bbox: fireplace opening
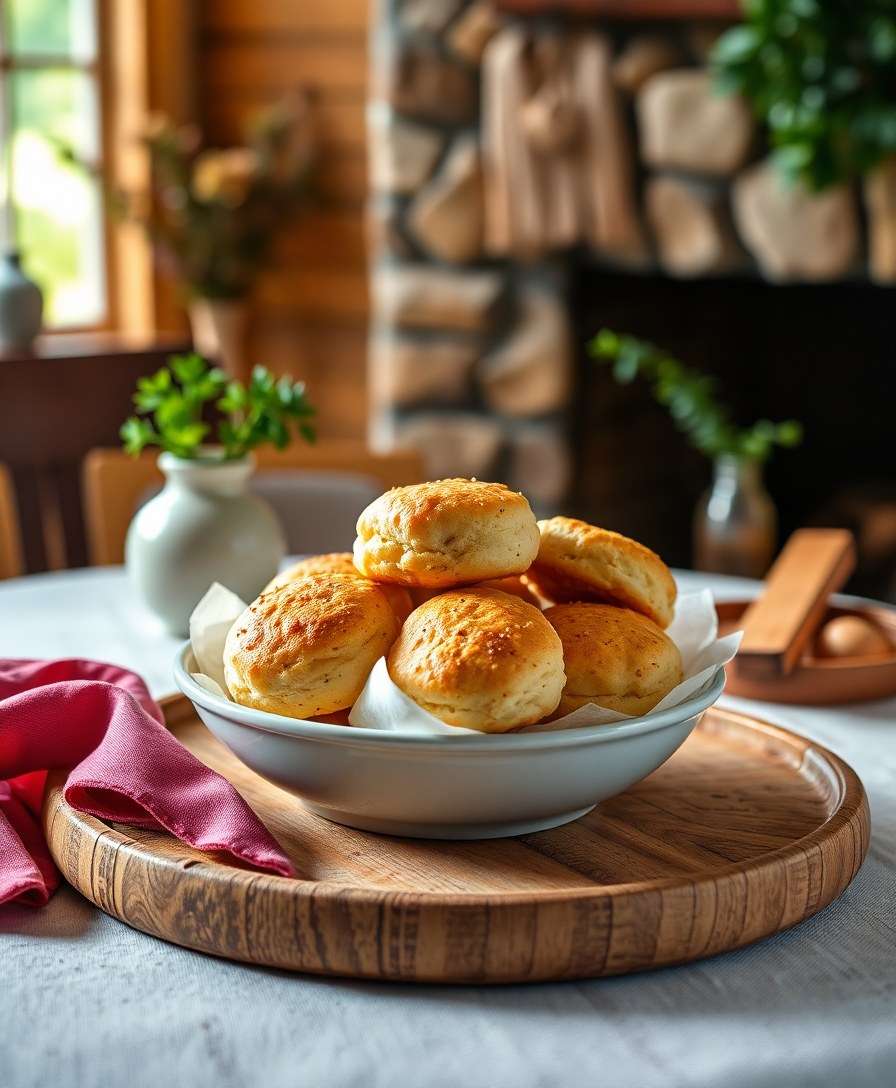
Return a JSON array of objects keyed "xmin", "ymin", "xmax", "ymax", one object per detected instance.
[{"xmin": 569, "ymin": 264, "xmax": 896, "ymax": 595}]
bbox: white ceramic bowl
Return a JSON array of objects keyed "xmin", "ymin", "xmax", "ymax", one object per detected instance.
[{"xmin": 174, "ymin": 645, "xmax": 725, "ymax": 840}]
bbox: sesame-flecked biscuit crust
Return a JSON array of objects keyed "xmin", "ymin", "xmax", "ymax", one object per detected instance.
[
  {"xmin": 265, "ymin": 553, "xmax": 412, "ymax": 624},
  {"xmin": 387, "ymin": 587, "xmax": 565, "ymax": 732},
  {"xmin": 545, "ymin": 603, "xmax": 683, "ymax": 718},
  {"xmin": 224, "ymin": 573, "xmax": 399, "ymax": 718},
  {"xmin": 353, "ymin": 478, "xmax": 540, "ymax": 589},
  {"xmin": 526, "ymin": 517, "xmax": 677, "ymax": 628}
]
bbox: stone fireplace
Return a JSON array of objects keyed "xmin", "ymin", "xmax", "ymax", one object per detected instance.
[{"xmin": 366, "ymin": 0, "xmax": 896, "ymax": 572}]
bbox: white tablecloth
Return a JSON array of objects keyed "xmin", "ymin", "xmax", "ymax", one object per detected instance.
[{"xmin": 1, "ymin": 568, "xmax": 894, "ymax": 1088}]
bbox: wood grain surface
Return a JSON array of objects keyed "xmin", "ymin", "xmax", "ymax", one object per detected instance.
[
  {"xmin": 42, "ymin": 695, "xmax": 870, "ymax": 984},
  {"xmin": 198, "ymin": 1, "xmax": 370, "ymax": 442},
  {"xmin": 736, "ymin": 529, "xmax": 856, "ymax": 679}
]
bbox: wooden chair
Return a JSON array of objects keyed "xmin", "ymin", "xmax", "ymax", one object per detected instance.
[
  {"xmin": 0, "ymin": 333, "xmax": 190, "ymax": 572},
  {"xmin": 0, "ymin": 463, "xmax": 25, "ymax": 579},
  {"xmin": 82, "ymin": 442, "xmax": 424, "ymax": 565}
]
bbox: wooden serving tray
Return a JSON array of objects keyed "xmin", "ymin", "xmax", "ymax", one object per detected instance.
[
  {"xmin": 719, "ymin": 600, "xmax": 896, "ymax": 704},
  {"xmin": 42, "ymin": 695, "xmax": 869, "ymax": 984}
]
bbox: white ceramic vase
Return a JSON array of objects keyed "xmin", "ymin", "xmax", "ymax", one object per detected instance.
[{"xmin": 126, "ymin": 452, "xmax": 285, "ymax": 636}]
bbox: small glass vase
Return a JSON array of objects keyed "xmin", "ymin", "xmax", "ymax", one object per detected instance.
[{"xmin": 693, "ymin": 454, "xmax": 777, "ymax": 579}]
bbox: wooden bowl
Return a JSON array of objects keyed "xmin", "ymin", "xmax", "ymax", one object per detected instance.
[{"xmin": 718, "ymin": 599, "xmax": 896, "ymax": 705}]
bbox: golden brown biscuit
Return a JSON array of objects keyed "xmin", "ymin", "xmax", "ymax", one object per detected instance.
[
  {"xmin": 224, "ymin": 573, "xmax": 398, "ymax": 718},
  {"xmin": 387, "ymin": 588, "xmax": 565, "ymax": 732},
  {"xmin": 408, "ymin": 575, "xmax": 540, "ymax": 610},
  {"xmin": 476, "ymin": 575, "xmax": 541, "ymax": 607},
  {"xmin": 353, "ymin": 479, "xmax": 540, "ymax": 589},
  {"xmin": 527, "ymin": 517, "xmax": 677, "ymax": 628},
  {"xmin": 265, "ymin": 553, "xmax": 413, "ymax": 624},
  {"xmin": 264, "ymin": 552, "xmax": 356, "ymax": 591},
  {"xmin": 545, "ymin": 603, "xmax": 683, "ymax": 717}
]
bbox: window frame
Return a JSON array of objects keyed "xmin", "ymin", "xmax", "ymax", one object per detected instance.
[{"xmin": 0, "ymin": 0, "xmax": 116, "ymax": 333}]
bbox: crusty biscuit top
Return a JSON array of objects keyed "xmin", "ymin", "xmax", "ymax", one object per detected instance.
[
  {"xmin": 530, "ymin": 516, "xmax": 677, "ymax": 627},
  {"xmin": 264, "ymin": 552, "xmax": 355, "ymax": 594},
  {"xmin": 387, "ymin": 587, "xmax": 565, "ymax": 730},
  {"xmin": 545, "ymin": 603, "xmax": 682, "ymax": 702},
  {"xmin": 227, "ymin": 573, "xmax": 396, "ymax": 695},
  {"xmin": 353, "ymin": 478, "xmax": 540, "ymax": 587}
]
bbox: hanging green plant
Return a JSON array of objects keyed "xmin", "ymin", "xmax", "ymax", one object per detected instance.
[
  {"xmin": 712, "ymin": 0, "xmax": 896, "ymax": 191},
  {"xmin": 589, "ymin": 330, "xmax": 803, "ymax": 463}
]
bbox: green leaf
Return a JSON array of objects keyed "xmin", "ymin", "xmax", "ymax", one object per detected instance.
[
  {"xmin": 250, "ymin": 365, "xmax": 275, "ymax": 395},
  {"xmin": 589, "ymin": 329, "xmax": 620, "ymax": 358},
  {"xmin": 124, "ymin": 351, "xmax": 316, "ymax": 459},
  {"xmin": 711, "ymin": 26, "xmax": 760, "ymax": 67},
  {"xmin": 166, "ymin": 422, "xmax": 208, "ymax": 452},
  {"xmin": 776, "ymin": 420, "xmax": 804, "ymax": 446},
  {"xmin": 170, "ymin": 352, "xmax": 207, "ymax": 385},
  {"xmin": 120, "ymin": 417, "xmax": 156, "ymax": 456}
]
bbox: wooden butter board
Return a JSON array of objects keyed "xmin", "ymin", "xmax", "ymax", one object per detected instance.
[
  {"xmin": 719, "ymin": 600, "xmax": 896, "ymax": 705},
  {"xmin": 42, "ymin": 695, "xmax": 870, "ymax": 984}
]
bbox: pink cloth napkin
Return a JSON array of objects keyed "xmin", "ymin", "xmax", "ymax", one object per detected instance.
[{"xmin": 0, "ymin": 658, "xmax": 294, "ymax": 908}]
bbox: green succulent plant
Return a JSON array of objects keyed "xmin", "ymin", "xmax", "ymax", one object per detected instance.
[
  {"xmin": 121, "ymin": 353, "xmax": 315, "ymax": 460},
  {"xmin": 589, "ymin": 330, "xmax": 803, "ymax": 464}
]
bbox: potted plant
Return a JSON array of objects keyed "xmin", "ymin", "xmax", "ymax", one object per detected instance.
[
  {"xmin": 112, "ymin": 96, "xmax": 313, "ymax": 379},
  {"xmin": 589, "ymin": 329, "xmax": 803, "ymax": 578},
  {"xmin": 121, "ymin": 353, "xmax": 315, "ymax": 635},
  {"xmin": 712, "ymin": 2, "xmax": 896, "ymax": 192}
]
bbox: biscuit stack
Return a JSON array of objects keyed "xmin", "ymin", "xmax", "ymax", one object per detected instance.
[{"xmin": 223, "ymin": 479, "xmax": 683, "ymax": 732}]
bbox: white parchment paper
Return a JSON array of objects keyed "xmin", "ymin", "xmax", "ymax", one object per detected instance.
[{"xmin": 189, "ymin": 582, "xmax": 247, "ymax": 698}]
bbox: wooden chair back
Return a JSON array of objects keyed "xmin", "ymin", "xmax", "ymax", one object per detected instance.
[
  {"xmin": 0, "ymin": 335, "xmax": 190, "ymax": 572},
  {"xmin": 0, "ymin": 463, "xmax": 25, "ymax": 579},
  {"xmin": 83, "ymin": 443, "xmax": 424, "ymax": 565}
]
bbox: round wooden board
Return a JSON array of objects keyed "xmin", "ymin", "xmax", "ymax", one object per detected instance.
[{"xmin": 43, "ymin": 695, "xmax": 870, "ymax": 984}]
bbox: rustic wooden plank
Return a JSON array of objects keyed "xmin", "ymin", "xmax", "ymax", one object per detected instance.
[
  {"xmin": 255, "ymin": 269, "xmax": 369, "ymax": 319},
  {"xmin": 496, "ymin": 0, "xmax": 740, "ymax": 17},
  {"xmin": 43, "ymin": 697, "xmax": 870, "ymax": 982},
  {"xmin": 204, "ymin": 93, "xmax": 366, "ymax": 151},
  {"xmin": 203, "ymin": 40, "xmax": 368, "ymax": 94},
  {"xmin": 202, "ymin": 0, "xmax": 369, "ymax": 35},
  {"xmin": 313, "ymin": 152, "xmax": 369, "ymax": 206},
  {"xmin": 249, "ymin": 321, "xmax": 368, "ymax": 438},
  {"xmin": 272, "ymin": 212, "xmax": 368, "ymax": 268}
]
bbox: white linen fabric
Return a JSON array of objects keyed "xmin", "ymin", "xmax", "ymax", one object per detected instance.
[{"xmin": 1, "ymin": 567, "xmax": 894, "ymax": 1088}]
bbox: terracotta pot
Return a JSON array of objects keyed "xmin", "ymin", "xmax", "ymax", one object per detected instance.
[{"xmin": 188, "ymin": 297, "xmax": 250, "ymax": 381}]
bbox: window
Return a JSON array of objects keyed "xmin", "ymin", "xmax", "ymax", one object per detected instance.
[{"xmin": 0, "ymin": 0, "xmax": 106, "ymax": 328}]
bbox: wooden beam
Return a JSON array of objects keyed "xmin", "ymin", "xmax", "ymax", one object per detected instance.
[
  {"xmin": 202, "ymin": 0, "xmax": 369, "ymax": 35},
  {"xmin": 102, "ymin": 0, "xmax": 198, "ymax": 337},
  {"xmin": 496, "ymin": 1, "xmax": 740, "ymax": 17}
]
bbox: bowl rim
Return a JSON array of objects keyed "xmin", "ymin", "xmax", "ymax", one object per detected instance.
[{"xmin": 174, "ymin": 643, "xmax": 726, "ymax": 751}]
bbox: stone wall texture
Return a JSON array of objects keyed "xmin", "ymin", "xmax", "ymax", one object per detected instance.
[{"xmin": 368, "ymin": 2, "xmax": 890, "ymax": 507}]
